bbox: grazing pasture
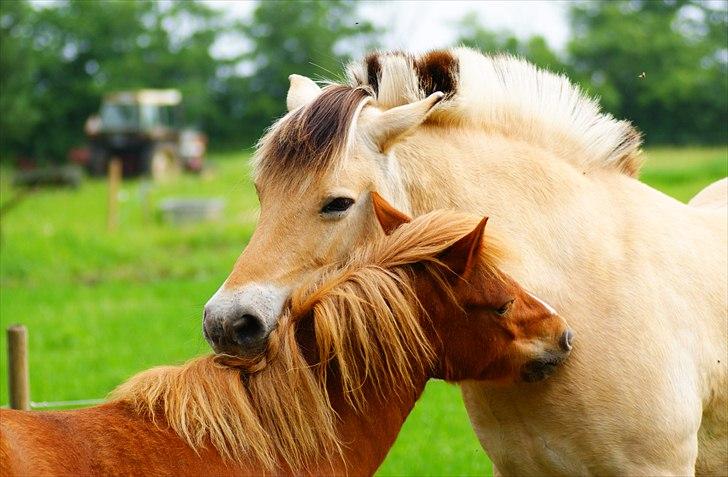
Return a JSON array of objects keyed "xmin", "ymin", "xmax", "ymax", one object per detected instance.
[{"xmin": 0, "ymin": 146, "xmax": 725, "ymax": 476}]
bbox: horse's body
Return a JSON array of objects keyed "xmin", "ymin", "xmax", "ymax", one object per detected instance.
[
  {"xmin": 379, "ymin": 75, "xmax": 727, "ymax": 477},
  {"xmin": 205, "ymin": 48, "xmax": 728, "ymax": 475},
  {"xmin": 1, "ymin": 206, "xmax": 572, "ymax": 476},
  {"xmin": 404, "ymin": 130, "xmax": 727, "ymax": 475}
]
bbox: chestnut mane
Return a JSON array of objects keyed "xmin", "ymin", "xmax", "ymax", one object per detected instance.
[{"xmin": 110, "ymin": 210, "xmax": 506, "ymax": 472}]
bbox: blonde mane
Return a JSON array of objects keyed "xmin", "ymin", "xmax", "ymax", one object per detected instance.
[
  {"xmin": 346, "ymin": 47, "xmax": 643, "ymax": 176},
  {"xmin": 254, "ymin": 48, "xmax": 642, "ymax": 186},
  {"xmin": 110, "ymin": 209, "xmax": 505, "ymax": 472}
]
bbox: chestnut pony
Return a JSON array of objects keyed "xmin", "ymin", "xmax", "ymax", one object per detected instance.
[{"xmin": 0, "ymin": 197, "xmax": 572, "ymax": 477}]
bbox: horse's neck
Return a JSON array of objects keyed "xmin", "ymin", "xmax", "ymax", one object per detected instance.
[
  {"xmin": 396, "ymin": 126, "xmax": 592, "ymax": 214},
  {"xmin": 321, "ymin": 367, "xmax": 429, "ymax": 475},
  {"xmin": 395, "ymin": 127, "xmax": 617, "ymax": 251}
]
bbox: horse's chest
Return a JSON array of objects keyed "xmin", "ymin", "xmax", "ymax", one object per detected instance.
[{"xmin": 461, "ymin": 384, "xmax": 589, "ymax": 476}]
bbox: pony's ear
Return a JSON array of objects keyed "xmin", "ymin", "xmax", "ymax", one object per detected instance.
[
  {"xmin": 371, "ymin": 191, "xmax": 411, "ymax": 235},
  {"xmin": 286, "ymin": 74, "xmax": 322, "ymax": 111},
  {"xmin": 439, "ymin": 216, "xmax": 488, "ymax": 278},
  {"xmin": 367, "ymin": 92, "xmax": 444, "ymax": 151}
]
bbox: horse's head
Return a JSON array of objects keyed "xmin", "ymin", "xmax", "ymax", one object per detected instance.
[
  {"xmin": 204, "ymin": 75, "xmax": 444, "ymax": 356},
  {"xmin": 371, "ymin": 194, "xmax": 573, "ymax": 383}
]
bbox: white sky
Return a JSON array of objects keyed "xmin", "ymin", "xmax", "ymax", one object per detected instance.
[
  {"xmin": 358, "ymin": 1, "xmax": 571, "ymax": 52},
  {"xmin": 205, "ymin": 0, "xmax": 572, "ymax": 59}
]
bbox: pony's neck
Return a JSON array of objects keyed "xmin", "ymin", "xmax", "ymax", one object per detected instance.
[
  {"xmin": 290, "ymin": 313, "xmax": 433, "ymax": 475},
  {"xmin": 391, "ymin": 123, "xmax": 639, "ymax": 301},
  {"xmin": 322, "ymin": 367, "xmax": 429, "ymax": 475}
]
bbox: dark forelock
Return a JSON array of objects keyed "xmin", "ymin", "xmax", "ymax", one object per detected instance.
[{"xmin": 254, "ymin": 85, "xmax": 372, "ymax": 186}]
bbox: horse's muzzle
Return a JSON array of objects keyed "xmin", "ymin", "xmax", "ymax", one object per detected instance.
[{"xmin": 203, "ymin": 305, "xmax": 269, "ymax": 357}]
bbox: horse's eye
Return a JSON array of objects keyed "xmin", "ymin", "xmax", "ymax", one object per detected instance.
[
  {"xmin": 496, "ymin": 299, "xmax": 514, "ymax": 317},
  {"xmin": 321, "ymin": 197, "xmax": 355, "ymax": 215}
]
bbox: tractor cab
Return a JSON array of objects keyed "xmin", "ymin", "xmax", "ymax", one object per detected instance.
[
  {"xmin": 86, "ymin": 89, "xmax": 205, "ymax": 179},
  {"xmin": 100, "ymin": 90, "xmax": 181, "ymax": 133}
]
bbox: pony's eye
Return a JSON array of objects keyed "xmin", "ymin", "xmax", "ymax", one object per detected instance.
[
  {"xmin": 495, "ymin": 299, "xmax": 514, "ymax": 317},
  {"xmin": 321, "ymin": 197, "xmax": 355, "ymax": 215}
]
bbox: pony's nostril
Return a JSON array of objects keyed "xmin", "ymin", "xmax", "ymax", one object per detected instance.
[
  {"xmin": 231, "ymin": 314, "xmax": 266, "ymax": 345},
  {"xmin": 560, "ymin": 329, "xmax": 575, "ymax": 352}
]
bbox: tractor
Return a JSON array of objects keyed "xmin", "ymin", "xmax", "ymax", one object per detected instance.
[{"xmin": 84, "ymin": 89, "xmax": 206, "ymax": 179}]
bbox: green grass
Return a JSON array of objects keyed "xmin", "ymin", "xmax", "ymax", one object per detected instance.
[
  {"xmin": 640, "ymin": 146, "xmax": 727, "ymax": 201},
  {"xmin": 0, "ymin": 146, "xmax": 725, "ymax": 476}
]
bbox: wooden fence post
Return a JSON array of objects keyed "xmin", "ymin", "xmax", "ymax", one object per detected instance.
[
  {"xmin": 107, "ymin": 158, "xmax": 122, "ymax": 232},
  {"xmin": 7, "ymin": 325, "xmax": 30, "ymax": 410}
]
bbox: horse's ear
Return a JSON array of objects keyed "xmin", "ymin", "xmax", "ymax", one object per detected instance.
[
  {"xmin": 371, "ymin": 191, "xmax": 411, "ymax": 235},
  {"xmin": 287, "ymin": 74, "xmax": 322, "ymax": 111},
  {"xmin": 439, "ymin": 216, "xmax": 488, "ymax": 278},
  {"xmin": 367, "ymin": 92, "xmax": 444, "ymax": 152}
]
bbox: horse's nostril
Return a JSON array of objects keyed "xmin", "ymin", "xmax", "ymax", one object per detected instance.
[
  {"xmin": 231, "ymin": 314, "xmax": 266, "ymax": 345},
  {"xmin": 560, "ymin": 329, "xmax": 575, "ymax": 352}
]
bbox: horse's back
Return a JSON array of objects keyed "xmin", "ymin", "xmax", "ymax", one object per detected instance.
[{"xmin": 689, "ymin": 177, "xmax": 727, "ymax": 210}]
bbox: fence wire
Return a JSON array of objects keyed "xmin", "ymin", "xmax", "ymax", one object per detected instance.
[{"xmin": 2, "ymin": 398, "xmax": 105, "ymax": 409}]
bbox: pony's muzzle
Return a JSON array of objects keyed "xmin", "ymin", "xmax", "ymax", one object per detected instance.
[
  {"xmin": 521, "ymin": 329, "xmax": 574, "ymax": 383},
  {"xmin": 560, "ymin": 329, "xmax": 574, "ymax": 352}
]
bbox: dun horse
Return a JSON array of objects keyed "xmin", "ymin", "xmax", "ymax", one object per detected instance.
[
  {"xmin": 205, "ymin": 48, "xmax": 727, "ymax": 475},
  {"xmin": 0, "ymin": 198, "xmax": 572, "ymax": 476}
]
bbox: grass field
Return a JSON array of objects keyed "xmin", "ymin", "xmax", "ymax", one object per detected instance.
[{"xmin": 1, "ymin": 146, "xmax": 725, "ymax": 476}]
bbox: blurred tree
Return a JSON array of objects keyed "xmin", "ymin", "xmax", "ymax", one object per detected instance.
[
  {"xmin": 0, "ymin": 0, "xmax": 378, "ymax": 161},
  {"xmin": 0, "ymin": 0, "xmax": 235, "ymax": 162},
  {"xmin": 568, "ymin": 0, "xmax": 727, "ymax": 144},
  {"xmin": 456, "ymin": 2, "xmax": 727, "ymax": 145},
  {"xmin": 231, "ymin": 0, "xmax": 379, "ymax": 143},
  {"xmin": 457, "ymin": 12, "xmax": 569, "ymax": 73},
  {"xmin": 2, "ymin": 0, "xmax": 724, "ymax": 162},
  {"xmin": 0, "ymin": 0, "xmax": 41, "ymax": 159}
]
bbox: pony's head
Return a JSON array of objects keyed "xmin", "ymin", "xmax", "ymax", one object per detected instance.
[
  {"xmin": 204, "ymin": 78, "xmax": 442, "ymax": 355},
  {"xmin": 365, "ymin": 193, "xmax": 573, "ymax": 382}
]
